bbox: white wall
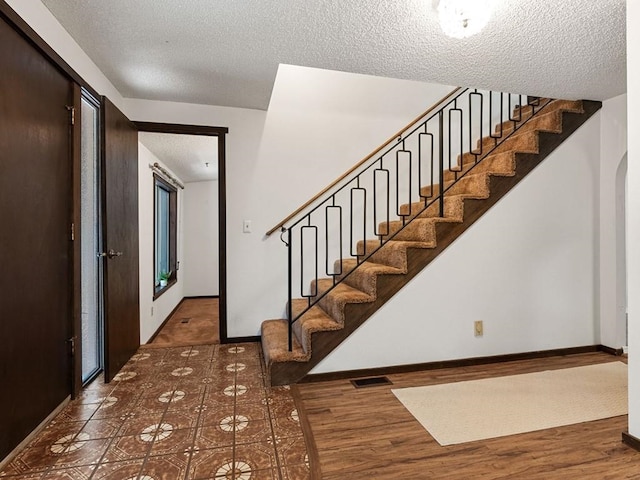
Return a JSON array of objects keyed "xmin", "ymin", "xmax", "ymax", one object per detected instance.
[
  {"xmin": 312, "ymin": 113, "xmax": 601, "ymax": 373},
  {"xmin": 598, "ymin": 94, "xmax": 628, "ymax": 348},
  {"xmin": 125, "ymin": 65, "xmax": 454, "ymax": 337},
  {"xmin": 626, "ymin": 0, "xmax": 640, "ymax": 440},
  {"xmin": 138, "ymin": 143, "xmax": 185, "ymax": 343},
  {"xmin": 183, "ymin": 181, "xmax": 219, "ymax": 297}
]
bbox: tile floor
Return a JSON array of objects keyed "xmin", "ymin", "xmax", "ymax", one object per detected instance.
[{"xmin": 0, "ymin": 343, "xmax": 311, "ymax": 479}]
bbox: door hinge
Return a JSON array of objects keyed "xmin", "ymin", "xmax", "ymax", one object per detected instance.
[
  {"xmin": 70, "ymin": 222, "xmax": 75, "ymax": 241},
  {"xmin": 68, "ymin": 337, "xmax": 76, "ymax": 356},
  {"xmin": 65, "ymin": 105, "xmax": 75, "ymax": 125}
]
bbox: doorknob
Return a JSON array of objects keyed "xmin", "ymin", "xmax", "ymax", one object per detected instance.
[
  {"xmin": 98, "ymin": 249, "xmax": 123, "ymax": 259},
  {"xmin": 107, "ymin": 249, "xmax": 123, "ymax": 259}
]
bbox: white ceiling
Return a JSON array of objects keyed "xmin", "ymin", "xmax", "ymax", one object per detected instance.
[
  {"xmin": 138, "ymin": 132, "xmax": 218, "ymax": 183},
  {"xmin": 42, "ymin": 0, "xmax": 626, "ymax": 111}
]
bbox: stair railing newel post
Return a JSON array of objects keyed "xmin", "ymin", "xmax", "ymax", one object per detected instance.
[{"xmin": 286, "ymin": 226, "xmax": 293, "ymax": 352}]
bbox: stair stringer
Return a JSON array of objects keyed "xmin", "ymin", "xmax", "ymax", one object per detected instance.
[{"xmin": 266, "ymin": 100, "xmax": 602, "ymax": 386}]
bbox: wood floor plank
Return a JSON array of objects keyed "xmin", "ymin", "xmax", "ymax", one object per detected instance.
[{"xmin": 297, "ymin": 353, "xmax": 639, "ymax": 479}]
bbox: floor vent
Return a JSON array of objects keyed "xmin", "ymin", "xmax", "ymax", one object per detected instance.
[
  {"xmin": 351, "ymin": 376, "xmax": 392, "ymax": 388},
  {"xmin": 180, "ymin": 318, "xmax": 191, "ymax": 324}
]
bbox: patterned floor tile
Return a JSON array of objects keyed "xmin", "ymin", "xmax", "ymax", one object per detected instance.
[
  {"xmin": 139, "ymin": 453, "xmax": 190, "ymax": 480},
  {"xmin": 0, "ymin": 342, "xmax": 313, "ymax": 480},
  {"xmin": 148, "ymin": 428, "xmax": 196, "ymax": 456},
  {"xmin": 116, "ymin": 412, "xmax": 167, "ymax": 437},
  {"xmin": 188, "ymin": 446, "xmax": 234, "ymax": 480},
  {"xmin": 41, "ymin": 464, "xmax": 95, "ymax": 479},
  {"xmin": 100, "ymin": 434, "xmax": 151, "ymax": 463},
  {"xmin": 90, "ymin": 460, "xmax": 142, "ymax": 479},
  {"xmin": 234, "ymin": 441, "xmax": 278, "ymax": 472}
]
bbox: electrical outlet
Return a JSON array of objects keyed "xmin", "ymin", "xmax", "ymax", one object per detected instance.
[
  {"xmin": 243, "ymin": 220, "xmax": 252, "ymax": 233},
  {"xmin": 474, "ymin": 320, "xmax": 483, "ymax": 337}
]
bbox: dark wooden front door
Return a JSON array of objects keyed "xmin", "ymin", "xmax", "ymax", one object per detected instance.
[
  {"xmin": 0, "ymin": 17, "xmax": 73, "ymax": 460},
  {"xmin": 101, "ymin": 98, "xmax": 140, "ymax": 382}
]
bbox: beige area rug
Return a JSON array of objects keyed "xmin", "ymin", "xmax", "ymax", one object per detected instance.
[{"xmin": 392, "ymin": 361, "xmax": 628, "ymax": 446}]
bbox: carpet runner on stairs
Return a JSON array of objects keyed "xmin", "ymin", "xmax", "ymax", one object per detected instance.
[{"xmin": 261, "ymin": 98, "xmax": 600, "ymax": 386}]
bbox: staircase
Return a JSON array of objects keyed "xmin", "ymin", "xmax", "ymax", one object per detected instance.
[{"xmin": 261, "ymin": 90, "xmax": 601, "ymax": 386}]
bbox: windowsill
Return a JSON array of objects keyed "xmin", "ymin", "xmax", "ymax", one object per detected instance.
[{"xmin": 153, "ymin": 278, "xmax": 177, "ymax": 300}]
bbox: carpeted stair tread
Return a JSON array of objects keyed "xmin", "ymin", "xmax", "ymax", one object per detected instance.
[
  {"xmin": 398, "ymin": 194, "xmax": 467, "ymax": 221},
  {"xmin": 497, "ymin": 109, "xmax": 564, "ymax": 138},
  {"xmin": 382, "ymin": 216, "xmax": 461, "ymax": 242},
  {"xmin": 291, "ymin": 300, "xmax": 342, "ymax": 354},
  {"xmin": 441, "ymin": 151, "xmax": 516, "ymax": 183},
  {"xmin": 413, "ymin": 171, "xmax": 491, "ymax": 200},
  {"xmin": 309, "ymin": 278, "xmax": 374, "ymax": 325},
  {"xmin": 478, "ymin": 126, "xmax": 540, "ymax": 153},
  {"xmin": 337, "ymin": 259, "xmax": 404, "ymax": 296},
  {"xmin": 402, "ymin": 185, "xmax": 490, "ymax": 219},
  {"xmin": 357, "ymin": 239, "xmax": 436, "ymax": 271},
  {"xmin": 261, "ymin": 319, "xmax": 308, "ymax": 365}
]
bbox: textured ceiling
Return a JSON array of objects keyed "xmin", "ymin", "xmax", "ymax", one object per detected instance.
[
  {"xmin": 41, "ymin": 0, "xmax": 626, "ymax": 111},
  {"xmin": 139, "ymin": 132, "xmax": 218, "ymax": 183}
]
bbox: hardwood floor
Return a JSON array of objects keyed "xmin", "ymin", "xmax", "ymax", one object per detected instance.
[
  {"xmin": 296, "ymin": 353, "xmax": 639, "ymax": 479},
  {"xmin": 149, "ymin": 298, "xmax": 219, "ymax": 347}
]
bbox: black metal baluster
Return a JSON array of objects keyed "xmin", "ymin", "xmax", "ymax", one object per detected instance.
[
  {"xmin": 439, "ymin": 110, "xmax": 444, "ymax": 218},
  {"xmin": 469, "ymin": 91, "xmax": 483, "ymax": 159},
  {"xmin": 449, "ymin": 106, "xmax": 463, "ymax": 177},
  {"xmin": 419, "ymin": 131, "xmax": 434, "ymax": 202},
  {"xmin": 396, "ymin": 145, "xmax": 412, "ymax": 225},
  {"xmin": 287, "ymin": 227, "xmax": 293, "ymax": 351},
  {"xmin": 325, "ymin": 203, "xmax": 342, "ymax": 280},
  {"xmin": 300, "ymin": 222, "xmax": 318, "ymax": 310},
  {"xmin": 374, "ymin": 167, "xmax": 390, "ymax": 238},
  {"xmin": 350, "ymin": 180, "xmax": 366, "ymax": 260}
]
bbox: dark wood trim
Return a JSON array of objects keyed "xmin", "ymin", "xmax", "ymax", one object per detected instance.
[
  {"xmin": 218, "ymin": 134, "xmax": 228, "ymax": 343},
  {"xmin": 145, "ymin": 298, "xmax": 186, "ymax": 344},
  {"xmin": 135, "ymin": 122, "xmax": 229, "ymax": 348},
  {"xmin": 300, "ymin": 345, "xmax": 601, "ymax": 383},
  {"xmin": 0, "ymin": 1, "xmax": 100, "ymax": 99},
  {"xmin": 270, "ymin": 100, "xmax": 603, "ymax": 385},
  {"xmin": 184, "ymin": 295, "xmax": 220, "ymax": 299},
  {"xmin": 71, "ymin": 82, "xmax": 83, "ymax": 399},
  {"xmin": 290, "ymin": 385, "xmax": 323, "ymax": 480},
  {"xmin": 622, "ymin": 431, "xmax": 640, "ymax": 452},
  {"xmin": 152, "ymin": 278, "xmax": 178, "ymax": 301},
  {"xmin": 597, "ymin": 344, "xmax": 625, "ymax": 356},
  {"xmin": 224, "ymin": 336, "xmax": 260, "ymax": 344},
  {"xmin": 152, "ymin": 173, "xmax": 178, "ymax": 300},
  {"xmin": 134, "ymin": 122, "xmax": 228, "ymax": 136}
]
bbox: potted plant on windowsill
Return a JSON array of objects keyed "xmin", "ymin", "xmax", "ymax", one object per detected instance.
[{"xmin": 159, "ymin": 271, "xmax": 171, "ymax": 288}]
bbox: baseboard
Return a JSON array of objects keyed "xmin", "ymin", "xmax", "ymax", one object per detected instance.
[
  {"xmin": 300, "ymin": 345, "xmax": 601, "ymax": 383},
  {"xmin": 222, "ymin": 335, "xmax": 260, "ymax": 344},
  {"xmin": 597, "ymin": 344, "xmax": 625, "ymax": 356},
  {"xmin": 622, "ymin": 432, "xmax": 640, "ymax": 452},
  {"xmin": 0, "ymin": 396, "xmax": 70, "ymax": 469},
  {"xmin": 145, "ymin": 298, "xmax": 185, "ymax": 344},
  {"xmin": 184, "ymin": 295, "xmax": 219, "ymax": 299}
]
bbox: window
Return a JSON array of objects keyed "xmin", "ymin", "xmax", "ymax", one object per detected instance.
[{"xmin": 154, "ymin": 174, "xmax": 177, "ymax": 296}]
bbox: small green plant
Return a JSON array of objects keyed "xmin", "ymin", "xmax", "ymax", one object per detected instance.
[{"xmin": 159, "ymin": 271, "xmax": 171, "ymax": 281}]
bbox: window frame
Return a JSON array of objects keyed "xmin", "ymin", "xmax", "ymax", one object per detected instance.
[{"xmin": 153, "ymin": 173, "xmax": 178, "ymax": 299}]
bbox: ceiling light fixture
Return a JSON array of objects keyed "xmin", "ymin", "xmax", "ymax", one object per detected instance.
[{"xmin": 437, "ymin": 0, "xmax": 494, "ymax": 39}]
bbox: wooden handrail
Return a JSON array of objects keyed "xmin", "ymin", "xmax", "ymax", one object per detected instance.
[{"xmin": 265, "ymin": 86, "xmax": 464, "ymax": 236}]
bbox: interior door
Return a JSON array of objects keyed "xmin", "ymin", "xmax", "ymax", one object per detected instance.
[
  {"xmin": 101, "ymin": 98, "xmax": 140, "ymax": 382},
  {"xmin": 0, "ymin": 16, "xmax": 73, "ymax": 459}
]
